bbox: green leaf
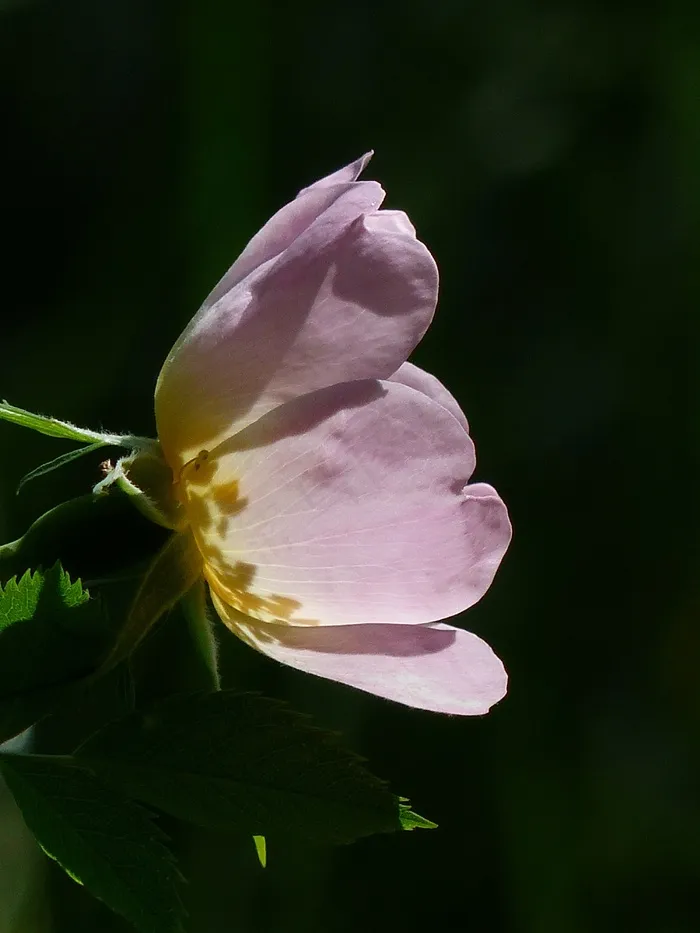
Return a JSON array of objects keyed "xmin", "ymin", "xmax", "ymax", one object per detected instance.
[
  {"xmin": 0, "ymin": 494, "xmax": 169, "ymax": 587},
  {"xmin": 0, "ymin": 564, "xmax": 115, "ymax": 743},
  {"xmin": 76, "ymin": 690, "xmax": 403, "ymax": 845},
  {"xmin": 0, "ymin": 684, "xmax": 77, "ymax": 744},
  {"xmin": 399, "ymin": 803, "xmax": 438, "ymax": 831},
  {"xmin": 16, "ymin": 442, "xmax": 108, "ymax": 494},
  {"xmin": 0, "ymin": 564, "xmax": 109, "ymax": 698},
  {"xmin": 0, "ymin": 672, "xmax": 136, "ymax": 748},
  {"xmin": 0, "ymin": 753, "xmax": 185, "ymax": 933},
  {"xmin": 253, "ymin": 835, "xmax": 267, "ymax": 867}
]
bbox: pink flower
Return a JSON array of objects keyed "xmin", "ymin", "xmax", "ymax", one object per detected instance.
[{"xmin": 155, "ymin": 154, "xmax": 511, "ymax": 715}]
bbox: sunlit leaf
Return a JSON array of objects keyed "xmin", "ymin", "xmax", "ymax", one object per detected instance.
[
  {"xmin": 253, "ymin": 835, "xmax": 267, "ymax": 867},
  {"xmin": 399, "ymin": 802, "xmax": 437, "ymax": 831},
  {"xmin": 0, "ymin": 564, "xmax": 108, "ymax": 698},
  {"xmin": 0, "ymin": 564, "xmax": 113, "ymax": 742}
]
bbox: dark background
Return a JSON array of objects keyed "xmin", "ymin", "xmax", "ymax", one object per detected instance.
[{"xmin": 1, "ymin": 1, "xmax": 699, "ymax": 931}]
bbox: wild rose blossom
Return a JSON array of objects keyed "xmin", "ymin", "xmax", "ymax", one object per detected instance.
[{"xmin": 154, "ymin": 154, "xmax": 511, "ymax": 715}]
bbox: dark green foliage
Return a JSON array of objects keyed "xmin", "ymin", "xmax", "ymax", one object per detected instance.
[
  {"xmin": 0, "ymin": 565, "xmax": 113, "ymax": 742},
  {"xmin": 0, "ymin": 754, "xmax": 185, "ymax": 933},
  {"xmin": 0, "ymin": 564, "xmax": 108, "ymax": 695},
  {"xmin": 0, "ymin": 562, "xmax": 417, "ymax": 929},
  {"xmin": 77, "ymin": 690, "xmax": 403, "ymax": 845}
]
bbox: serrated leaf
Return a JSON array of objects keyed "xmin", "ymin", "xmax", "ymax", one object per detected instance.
[
  {"xmin": 0, "ymin": 564, "xmax": 110, "ymax": 699},
  {"xmin": 0, "ymin": 564, "xmax": 117, "ymax": 743},
  {"xmin": 76, "ymin": 690, "xmax": 403, "ymax": 845},
  {"xmin": 0, "ymin": 753, "xmax": 185, "ymax": 933},
  {"xmin": 399, "ymin": 805, "xmax": 437, "ymax": 831},
  {"xmin": 16, "ymin": 442, "xmax": 108, "ymax": 494}
]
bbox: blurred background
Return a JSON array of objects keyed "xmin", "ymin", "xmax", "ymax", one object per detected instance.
[{"xmin": 1, "ymin": 0, "xmax": 699, "ymax": 931}]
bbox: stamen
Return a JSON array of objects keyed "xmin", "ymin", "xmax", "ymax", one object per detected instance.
[{"xmin": 176, "ymin": 450, "xmax": 210, "ymax": 485}]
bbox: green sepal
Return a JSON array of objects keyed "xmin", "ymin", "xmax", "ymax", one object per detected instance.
[
  {"xmin": 93, "ymin": 451, "xmax": 184, "ymax": 531},
  {"xmin": 99, "ymin": 531, "xmax": 203, "ymax": 672},
  {"xmin": 180, "ymin": 580, "xmax": 220, "ymax": 690},
  {"xmin": 0, "ymin": 399, "xmax": 120, "ymax": 445},
  {"xmin": 16, "ymin": 442, "xmax": 108, "ymax": 494},
  {"xmin": 0, "ymin": 398, "xmax": 159, "ymax": 453}
]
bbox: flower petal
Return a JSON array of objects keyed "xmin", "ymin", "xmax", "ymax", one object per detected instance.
[
  {"xmin": 389, "ymin": 361, "xmax": 469, "ymax": 431},
  {"xmin": 156, "ymin": 176, "xmax": 438, "ymax": 470},
  {"xmin": 203, "ymin": 155, "xmax": 380, "ymax": 309},
  {"xmin": 297, "ymin": 151, "xmax": 373, "ymax": 193},
  {"xmin": 212, "ymin": 606, "xmax": 508, "ymax": 716},
  {"xmin": 182, "ymin": 380, "xmax": 511, "ymax": 628}
]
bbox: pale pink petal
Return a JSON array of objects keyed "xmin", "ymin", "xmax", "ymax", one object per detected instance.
[
  {"xmin": 181, "ymin": 380, "xmax": 511, "ymax": 628},
  {"xmin": 156, "ymin": 204, "xmax": 438, "ymax": 470},
  {"xmin": 368, "ymin": 209, "xmax": 416, "ymax": 237},
  {"xmin": 297, "ymin": 152, "xmax": 373, "ymax": 193},
  {"xmin": 212, "ymin": 605, "xmax": 508, "ymax": 716},
  {"xmin": 389, "ymin": 362, "xmax": 469, "ymax": 431},
  {"xmin": 203, "ymin": 169, "xmax": 383, "ymax": 309}
]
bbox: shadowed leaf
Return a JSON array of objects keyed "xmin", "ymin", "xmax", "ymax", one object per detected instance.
[
  {"xmin": 0, "ymin": 564, "xmax": 110, "ymax": 699},
  {"xmin": 77, "ymin": 690, "xmax": 403, "ymax": 845},
  {"xmin": 0, "ymin": 753, "xmax": 185, "ymax": 933},
  {"xmin": 16, "ymin": 442, "xmax": 107, "ymax": 494},
  {"xmin": 0, "ymin": 564, "xmax": 114, "ymax": 742}
]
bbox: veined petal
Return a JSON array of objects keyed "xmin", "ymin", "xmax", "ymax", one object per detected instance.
[
  {"xmin": 180, "ymin": 380, "xmax": 511, "ymax": 628},
  {"xmin": 212, "ymin": 606, "xmax": 508, "ymax": 716},
  {"xmin": 389, "ymin": 361, "xmax": 469, "ymax": 432},
  {"xmin": 155, "ymin": 171, "xmax": 437, "ymax": 471}
]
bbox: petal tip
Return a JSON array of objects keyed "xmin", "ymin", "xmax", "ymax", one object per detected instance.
[{"xmin": 357, "ymin": 150, "xmax": 374, "ymax": 173}]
